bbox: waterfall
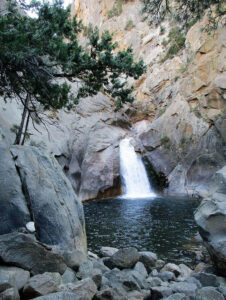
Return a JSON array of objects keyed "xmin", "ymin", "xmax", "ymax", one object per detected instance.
[{"xmin": 119, "ymin": 138, "xmax": 156, "ymax": 198}]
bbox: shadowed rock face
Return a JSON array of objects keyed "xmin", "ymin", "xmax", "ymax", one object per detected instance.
[{"xmin": 195, "ymin": 166, "xmax": 226, "ymax": 276}]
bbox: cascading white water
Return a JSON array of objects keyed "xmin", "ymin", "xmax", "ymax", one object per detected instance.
[{"xmin": 119, "ymin": 137, "xmax": 156, "ymax": 198}]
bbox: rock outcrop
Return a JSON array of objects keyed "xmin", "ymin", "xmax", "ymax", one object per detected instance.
[
  {"xmin": 0, "ymin": 143, "xmax": 86, "ymax": 252},
  {"xmin": 195, "ymin": 166, "xmax": 226, "ymax": 276}
]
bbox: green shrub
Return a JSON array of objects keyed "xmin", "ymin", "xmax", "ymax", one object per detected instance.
[
  {"xmin": 107, "ymin": 0, "xmax": 123, "ymax": 19},
  {"xmin": 125, "ymin": 19, "xmax": 134, "ymax": 30},
  {"xmin": 160, "ymin": 25, "xmax": 166, "ymax": 35},
  {"xmin": 161, "ymin": 27, "xmax": 186, "ymax": 61}
]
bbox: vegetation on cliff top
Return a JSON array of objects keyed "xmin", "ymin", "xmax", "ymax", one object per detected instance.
[
  {"xmin": 142, "ymin": 0, "xmax": 225, "ymax": 30},
  {"xmin": 0, "ymin": 0, "xmax": 145, "ymax": 145}
]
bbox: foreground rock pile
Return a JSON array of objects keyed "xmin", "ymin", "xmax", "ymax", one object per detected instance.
[{"xmin": 1, "ymin": 246, "xmax": 225, "ymax": 300}]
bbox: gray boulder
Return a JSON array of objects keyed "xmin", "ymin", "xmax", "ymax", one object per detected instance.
[
  {"xmin": 94, "ymin": 287, "xmax": 127, "ymax": 300},
  {"xmin": 0, "ymin": 287, "xmax": 20, "ymax": 300},
  {"xmin": 109, "ymin": 248, "xmax": 140, "ymax": 269},
  {"xmin": 195, "ymin": 166, "xmax": 226, "ymax": 276},
  {"xmin": 10, "ymin": 146, "xmax": 86, "ymax": 252},
  {"xmin": 34, "ymin": 292, "xmax": 78, "ymax": 300},
  {"xmin": 165, "ymin": 293, "xmax": 187, "ymax": 300},
  {"xmin": 61, "ymin": 268, "xmax": 78, "ymax": 285},
  {"xmin": 158, "ymin": 271, "xmax": 175, "ymax": 282},
  {"xmin": 193, "ymin": 272, "xmax": 219, "ymax": 287},
  {"xmin": 57, "ymin": 278, "xmax": 97, "ymax": 300},
  {"xmin": 151, "ymin": 286, "xmax": 172, "ymax": 298},
  {"xmin": 196, "ymin": 286, "xmax": 225, "ymax": 300},
  {"xmin": 0, "ymin": 266, "xmax": 30, "ymax": 292},
  {"xmin": 170, "ymin": 282, "xmax": 197, "ymax": 298},
  {"xmin": 0, "ymin": 233, "xmax": 67, "ymax": 275},
  {"xmin": 134, "ymin": 262, "xmax": 148, "ymax": 278},
  {"xmin": 0, "ymin": 144, "xmax": 30, "ymax": 235},
  {"xmin": 61, "ymin": 250, "xmax": 87, "ymax": 271},
  {"xmin": 139, "ymin": 251, "xmax": 157, "ymax": 272},
  {"xmin": 100, "ymin": 247, "xmax": 119, "ymax": 258},
  {"xmin": 23, "ymin": 272, "xmax": 61, "ymax": 298},
  {"xmin": 146, "ymin": 277, "xmax": 163, "ymax": 287},
  {"xmin": 161, "ymin": 263, "xmax": 181, "ymax": 277}
]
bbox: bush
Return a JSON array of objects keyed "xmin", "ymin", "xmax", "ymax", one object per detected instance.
[
  {"xmin": 107, "ymin": 0, "xmax": 123, "ymax": 18},
  {"xmin": 125, "ymin": 19, "xmax": 134, "ymax": 30}
]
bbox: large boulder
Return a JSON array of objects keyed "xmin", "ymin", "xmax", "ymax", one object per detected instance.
[
  {"xmin": 0, "ymin": 144, "xmax": 30, "ymax": 235},
  {"xmin": 0, "ymin": 233, "xmax": 67, "ymax": 275},
  {"xmin": 195, "ymin": 166, "xmax": 226, "ymax": 276},
  {"xmin": 10, "ymin": 145, "xmax": 86, "ymax": 252}
]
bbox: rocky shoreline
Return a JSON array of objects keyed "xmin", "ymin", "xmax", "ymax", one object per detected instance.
[{"xmin": 0, "ymin": 244, "xmax": 225, "ymax": 300}]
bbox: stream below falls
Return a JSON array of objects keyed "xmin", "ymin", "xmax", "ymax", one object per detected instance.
[{"xmin": 84, "ymin": 196, "xmax": 200, "ymax": 264}]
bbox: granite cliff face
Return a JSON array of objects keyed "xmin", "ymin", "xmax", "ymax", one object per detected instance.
[{"xmin": 72, "ymin": 0, "xmax": 226, "ymax": 197}]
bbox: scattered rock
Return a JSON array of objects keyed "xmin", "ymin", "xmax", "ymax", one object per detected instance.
[
  {"xmin": 57, "ymin": 278, "xmax": 97, "ymax": 300},
  {"xmin": 0, "ymin": 287, "xmax": 20, "ymax": 300},
  {"xmin": 0, "ymin": 266, "xmax": 30, "ymax": 292},
  {"xmin": 88, "ymin": 251, "xmax": 99, "ymax": 260},
  {"xmin": 165, "ymin": 293, "xmax": 187, "ymax": 300},
  {"xmin": 134, "ymin": 262, "xmax": 148, "ymax": 278},
  {"xmin": 34, "ymin": 292, "xmax": 78, "ymax": 299},
  {"xmin": 110, "ymin": 248, "xmax": 140, "ymax": 269},
  {"xmin": 151, "ymin": 286, "xmax": 173, "ymax": 298},
  {"xmin": 26, "ymin": 222, "xmax": 35, "ymax": 233},
  {"xmin": 196, "ymin": 286, "xmax": 225, "ymax": 300},
  {"xmin": 193, "ymin": 272, "xmax": 219, "ymax": 287},
  {"xmin": 158, "ymin": 271, "xmax": 175, "ymax": 282},
  {"xmin": 146, "ymin": 277, "xmax": 163, "ymax": 287},
  {"xmin": 185, "ymin": 277, "xmax": 202, "ymax": 288},
  {"xmin": 139, "ymin": 251, "xmax": 157, "ymax": 272},
  {"xmin": 77, "ymin": 260, "xmax": 94, "ymax": 279},
  {"xmin": 161, "ymin": 263, "xmax": 181, "ymax": 277},
  {"xmin": 100, "ymin": 247, "xmax": 119, "ymax": 258},
  {"xmin": 178, "ymin": 264, "xmax": 192, "ymax": 280},
  {"xmin": 0, "ymin": 233, "xmax": 67, "ymax": 275},
  {"xmin": 61, "ymin": 268, "xmax": 77, "ymax": 285},
  {"xmin": 170, "ymin": 282, "xmax": 197, "ymax": 298},
  {"xmin": 23, "ymin": 272, "xmax": 61, "ymax": 298},
  {"xmin": 156, "ymin": 260, "xmax": 165, "ymax": 271},
  {"xmin": 127, "ymin": 290, "xmax": 144, "ymax": 300},
  {"xmin": 61, "ymin": 250, "xmax": 87, "ymax": 271},
  {"xmin": 94, "ymin": 287, "xmax": 127, "ymax": 300}
]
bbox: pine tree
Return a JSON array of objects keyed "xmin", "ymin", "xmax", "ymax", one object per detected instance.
[{"xmin": 0, "ymin": 0, "xmax": 146, "ymax": 144}]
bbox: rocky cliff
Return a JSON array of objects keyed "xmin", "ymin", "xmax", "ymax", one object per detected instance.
[
  {"xmin": 0, "ymin": 0, "xmax": 225, "ymax": 200},
  {"xmin": 72, "ymin": 0, "xmax": 226, "ymax": 197}
]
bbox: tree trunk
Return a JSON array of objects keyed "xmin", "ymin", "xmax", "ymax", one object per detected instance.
[
  {"xmin": 14, "ymin": 94, "xmax": 29, "ymax": 145},
  {"xmin": 21, "ymin": 111, "xmax": 30, "ymax": 145}
]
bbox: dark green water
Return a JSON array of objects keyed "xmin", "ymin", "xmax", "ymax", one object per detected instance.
[{"xmin": 84, "ymin": 196, "xmax": 200, "ymax": 263}]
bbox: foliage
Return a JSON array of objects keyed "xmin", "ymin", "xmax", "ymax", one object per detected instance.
[
  {"xmin": 107, "ymin": 0, "xmax": 123, "ymax": 18},
  {"xmin": 0, "ymin": 0, "xmax": 146, "ymax": 144},
  {"xmin": 160, "ymin": 25, "xmax": 165, "ymax": 34},
  {"xmin": 161, "ymin": 136, "xmax": 170, "ymax": 148},
  {"xmin": 142, "ymin": 0, "xmax": 225, "ymax": 29},
  {"xmin": 125, "ymin": 19, "xmax": 134, "ymax": 30},
  {"xmin": 161, "ymin": 27, "xmax": 185, "ymax": 61}
]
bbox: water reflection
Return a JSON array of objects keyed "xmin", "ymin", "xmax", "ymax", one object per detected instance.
[{"xmin": 84, "ymin": 196, "xmax": 200, "ymax": 263}]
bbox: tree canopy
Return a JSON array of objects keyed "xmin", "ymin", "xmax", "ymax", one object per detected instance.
[{"xmin": 0, "ymin": 0, "xmax": 146, "ymax": 144}]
